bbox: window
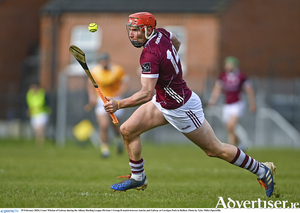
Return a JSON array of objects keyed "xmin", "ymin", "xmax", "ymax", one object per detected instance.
[{"xmin": 70, "ymin": 25, "xmax": 102, "ymax": 63}]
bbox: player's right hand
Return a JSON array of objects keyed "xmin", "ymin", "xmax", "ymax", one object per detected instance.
[{"xmin": 104, "ymin": 98, "xmax": 118, "ymax": 114}]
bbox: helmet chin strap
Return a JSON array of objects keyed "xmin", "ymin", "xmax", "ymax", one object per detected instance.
[{"xmin": 144, "ymin": 26, "xmax": 155, "ymax": 39}]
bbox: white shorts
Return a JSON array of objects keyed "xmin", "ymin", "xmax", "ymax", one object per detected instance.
[
  {"xmin": 152, "ymin": 92, "xmax": 205, "ymax": 133},
  {"xmin": 30, "ymin": 112, "xmax": 49, "ymax": 130},
  {"xmin": 222, "ymin": 100, "xmax": 245, "ymax": 123},
  {"xmin": 95, "ymin": 97, "xmax": 123, "ymax": 118}
]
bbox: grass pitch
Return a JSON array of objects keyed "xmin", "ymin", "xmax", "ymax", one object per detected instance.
[{"xmin": 0, "ymin": 138, "xmax": 299, "ymax": 208}]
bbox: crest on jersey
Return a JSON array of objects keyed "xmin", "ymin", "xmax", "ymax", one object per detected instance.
[{"xmin": 142, "ymin": 62, "xmax": 151, "ymax": 73}]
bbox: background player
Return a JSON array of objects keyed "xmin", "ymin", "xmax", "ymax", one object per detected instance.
[
  {"xmin": 208, "ymin": 56, "xmax": 256, "ymax": 150},
  {"xmin": 84, "ymin": 53, "xmax": 129, "ymax": 157},
  {"xmin": 104, "ymin": 12, "xmax": 275, "ymax": 197},
  {"xmin": 26, "ymin": 83, "xmax": 50, "ymax": 147}
]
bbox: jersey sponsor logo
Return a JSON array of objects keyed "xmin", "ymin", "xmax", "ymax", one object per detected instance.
[
  {"xmin": 142, "ymin": 62, "xmax": 151, "ymax": 73},
  {"xmin": 182, "ymin": 125, "xmax": 191, "ymax": 130}
]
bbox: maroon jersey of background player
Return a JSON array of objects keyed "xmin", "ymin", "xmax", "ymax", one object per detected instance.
[
  {"xmin": 217, "ymin": 70, "xmax": 250, "ymax": 104},
  {"xmin": 140, "ymin": 28, "xmax": 192, "ymax": 109}
]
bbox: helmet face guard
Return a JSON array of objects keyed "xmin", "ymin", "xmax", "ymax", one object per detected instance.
[
  {"xmin": 126, "ymin": 25, "xmax": 145, "ymax": 48},
  {"xmin": 126, "ymin": 12, "xmax": 156, "ymax": 48}
]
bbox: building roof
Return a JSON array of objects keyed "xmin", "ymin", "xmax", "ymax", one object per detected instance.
[{"xmin": 41, "ymin": 0, "xmax": 233, "ymax": 15}]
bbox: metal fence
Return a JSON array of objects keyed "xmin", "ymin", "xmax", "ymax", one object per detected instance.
[
  {"xmin": 1, "ymin": 69, "xmax": 300, "ymax": 148},
  {"xmin": 53, "ymin": 69, "xmax": 300, "ymax": 147}
]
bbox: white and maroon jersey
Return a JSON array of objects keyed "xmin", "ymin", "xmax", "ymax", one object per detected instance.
[
  {"xmin": 140, "ymin": 28, "xmax": 192, "ymax": 109},
  {"xmin": 217, "ymin": 69, "xmax": 250, "ymax": 104}
]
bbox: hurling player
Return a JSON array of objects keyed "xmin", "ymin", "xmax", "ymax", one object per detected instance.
[{"xmin": 104, "ymin": 12, "xmax": 275, "ymax": 197}]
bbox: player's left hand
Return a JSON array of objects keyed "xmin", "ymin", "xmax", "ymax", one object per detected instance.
[{"xmin": 104, "ymin": 98, "xmax": 118, "ymax": 113}]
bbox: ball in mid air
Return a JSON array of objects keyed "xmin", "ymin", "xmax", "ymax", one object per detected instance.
[{"xmin": 88, "ymin": 23, "xmax": 98, "ymax": 32}]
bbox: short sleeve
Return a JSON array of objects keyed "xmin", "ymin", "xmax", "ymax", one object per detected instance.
[
  {"xmin": 156, "ymin": 28, "xmax": 172, "ymax": 39},
  {"xmin": 240, "ymin": 72, "xmax": 248, "ymax": 85},
  {"xmin": 140, "ymin": 50, "xmax": 160, "ymax": 78},
  {"xmin": 216, "ymin": 72, "xmax": 224, "ymax": 87}
]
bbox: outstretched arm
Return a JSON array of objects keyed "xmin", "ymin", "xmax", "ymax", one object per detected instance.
[{"xmin": 104, "ymin": 77, "xmax": 157, "ymax": 113}]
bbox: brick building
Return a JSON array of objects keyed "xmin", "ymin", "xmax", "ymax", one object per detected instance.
[
  {"xmin": 40, "ymin": 0, "xmax": 232, "ymax": 94},
  {"xmin": 0, "ymin": 0, "xmax": 299, "ymax": 120},
  {"xmin": 220, "ymin": 0, "xmax": 300, "ymax": 78},
  {"xmin": 39, "ymin": 0, "xmax": 300, "ymax": 93},
  {"xmin": 0, "ymin": 0, "xmax": 50, "ymax": 119}
]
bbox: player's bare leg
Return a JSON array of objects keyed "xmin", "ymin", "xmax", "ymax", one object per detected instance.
[
  {"xmin": 121, "ymin": 101, "xmax": 168, "ymax": 161},
  {"xmin": 34, "ymin": 125, "xmax": 45, "ymax": 148},
  {"xmin": 111, "ymin": 101, "xmax": 168, "ymax": 192},
  {"xmin": 97, "ymin": 113, "xmax": 110, "ymax": 157},
  {"xmin": 111, "ymin": 119, "xmax": 123, "ymax": 154},
  {"xmin": 184, "ymin": 119, "xmax": 276, "ymax": 197},
  {"xmin": 184, "ymin": 119, "xmax": 237, "ymax": 161},
  {"xmin": 226, "ymin": 115, "xmax": 239, "ymax": 146}
]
